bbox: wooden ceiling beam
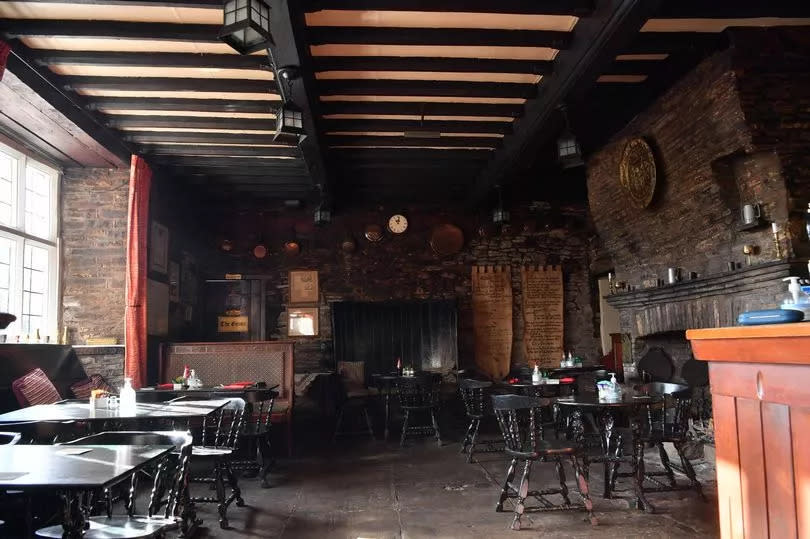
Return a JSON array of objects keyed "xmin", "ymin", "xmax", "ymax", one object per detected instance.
[
  {"xmin": 325, "ymin": 135, "xmax": 501, "ymax": 148},
  {"xmin": 88, "ymin": 97, "xmax": 275, "ymax": 113},
  {"xmin": 655, "ymin": 1, "xmax": 810, "ymax": 18},
  {"xmin": 108, "ymin": 116, "xmax": 276, "ymax": 130},
  {"xmin": 308, "ymin": 27, "xmax": 573, "ymax": 49},
  {"xmin": 151, "ymin": 155, "xmax": 307, "ymax": 168},
  {"xmin": 322, "ymin": 118, "xmax": 511, "ymax": 134},
  {"xmin": 64, "ymin": 76, "xmax": 279, "ymax": 93},
  {"xmin": 303, "ymin": 0, "xmax": 595, "ymax": 16},
  {"xmin": 468, "ymin": 0, "xmax": 665, "ymax": 204},
  {"xmin": 123, "ymin": 131, "xmax": 288, "ymax": 144},
  {"xmin": 318, "ymin": 79, "xmax": 536, "ymax": 99},
  {"xmin": 319, "ymin": 101, "xmax": 524, "ymax": 118},
  {"xmin": 162, "ymin": 164, "xmax": 309, "ymax": 176},
  {"xmin": 186, "ymin": 175, "xmax": 312, "ymax": 185},
  {"xmin": 625, "ymin": 32, "xmax": 724, "ymax": 54},
  {"xmin": 312, "ymin": 56, "xmax": 553, "ymax": 75},
  {"xmin": 332, "ymin": 148, "xmax": 493, "ymax": 161},
  {"xmin": 33, "ymin": 50, "xmax": 270, "ymax": 70},
  {"xmin": 138, "ymin": 144, "xmax": 301, "ymax": 158},
  {"xmin": 0, "ymin": 19, "xmax": 220, "ymax": 42}
]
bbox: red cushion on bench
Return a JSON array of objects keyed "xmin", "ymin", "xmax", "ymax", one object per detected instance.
[{"xmin": 12, "ymin": 368, "xmax": 61, "ymax": 407}]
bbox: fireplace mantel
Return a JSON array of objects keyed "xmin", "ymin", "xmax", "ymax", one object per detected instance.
[{"xmin": 606, "ymin": 260, "xmax": 807, "ymax": 337}]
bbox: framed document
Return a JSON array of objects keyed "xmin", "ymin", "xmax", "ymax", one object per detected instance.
[
  {"xmin": 149, "ymin": 222, "xmax": 169, "ymax": 274},
  {"xmin": 288, "ymin": 307, "xmax": 318, "ymax": 337},
  {"xmin": 289, "ymin": 270, "xmax": 318, "ymax": 304}
]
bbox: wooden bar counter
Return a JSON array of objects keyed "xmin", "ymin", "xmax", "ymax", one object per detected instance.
[{"xmin": 687, "ymin": 322, "xmax": 810, "ymax": 539}]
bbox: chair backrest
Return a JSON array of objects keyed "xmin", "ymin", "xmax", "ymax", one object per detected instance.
[
  {"xmin": 0, "ymin": 431, "xmax": 21, "ymax": 445},
  {"xmin": 200, "ymin": 398, "xmax": 246, "ymax": 449},
  {"xmin": 65, "ymin": 430, "xmax": 193, "ymax": 519},
  {"xmin": 459, "ymin": 379, "xmax": 492, "ymax": 417},
  {"xmin": 398, "ymin": 374, "xmax": 440, "ymax": 408},
  {"xmin": 12, "ymin": 368, "xmax": 61, "ymax": 407},
  {"xmin": 636, "ymin": 382, "xmax": 692, "ymax": 433},
  {"xmin": 214, "ymin": 390, "xmax": 275, "ymax": 431},
  {"xmin": 491, "ymin": 394, "xmax": 555, "ymax": 454},
  {"xmin": 337, "ymin": 361, "xmax": 365, "ymax": 387}
]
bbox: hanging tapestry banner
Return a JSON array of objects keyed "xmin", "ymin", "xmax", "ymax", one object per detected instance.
[
  {"xmin": 521, "ymin": 265, "xmax": 564, "ymax": 368},
  {"xmin": 472, "ymin": 265, "xmax": 513, "ymax": 380}
]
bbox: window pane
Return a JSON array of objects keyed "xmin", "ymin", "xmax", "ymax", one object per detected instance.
[
  {"xmin": 22, "ymin": 243, "xmax": 49, "ymax": 337},
  {"xmin": 0, "ymin": 237, "xmax": 13, "ymax": 314},
  {"xmin": 24, "ymin": 166, "xmax": 51, "ymax": 239},
  {"xmin": 0, "ymin": 151, "xmax": 17, "ymax": 227}
]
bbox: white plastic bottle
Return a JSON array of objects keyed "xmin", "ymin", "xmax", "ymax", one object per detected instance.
[
  {"xmin": 532, "ymin": 364, "xmax": 542, "ymax": 384},
  {"xmin": 609, "ymin": 372, "xmax": 621, "ymax": 399},
  {"xmin": 120, "ymin": 377, "xmax": 137, "ymax": 415}
]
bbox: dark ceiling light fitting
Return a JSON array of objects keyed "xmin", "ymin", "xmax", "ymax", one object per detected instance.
[
  {"xmin": 219, "ymin": 0, "xmax": 273, "ymax": 55},
  {"xmin": 268, "ymin": 50, "xmax": 307, "ymax": 145},
  {"xmin": 313, "ymin": 184, "xmax": 331, "ymax": 227},
  {"xmin": 557, "ymin": 104, "xmax": 584, "ymax": 169},
  {"xmin": 492, "ymin": 185, "xmax": 510, "ymax": 225}
]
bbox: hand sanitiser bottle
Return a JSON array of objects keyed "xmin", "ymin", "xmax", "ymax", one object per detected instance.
[
  {"xmin": 120, "ymin": 377, "xmax": 137, "ymax": 415},
  {"xmin": 532, "ymin": 364, "xmax": 542, "ymax": 384}
]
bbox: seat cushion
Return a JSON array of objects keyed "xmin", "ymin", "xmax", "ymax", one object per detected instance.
[
  {"xmin": 70, "ymin": 374, "xmax": 114, "ymax": 399},
  {"xmin": 12, "ymin": 368, "xmax": 61, "ymax": 407}
]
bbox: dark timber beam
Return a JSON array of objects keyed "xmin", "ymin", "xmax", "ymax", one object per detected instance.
[
  {"xmin": 332, "ymin": 148, "xmax": 494, "ymax": 161},
  {"xmin": 303, "ymin": 0, "xmax": 595, "ymax": 16},
  {"xmin": 64, "ymin": 76, "xmax": 279, "ymax": 94},
  {"xmin": 321, "ymin": 119, "xmax": 511, "ymax": 135},
  {"xmin": 308, "ymin": 27, "xmax": 573, "ymax": 49},
  {"xmin": 89, "ymin": 97, "xmax": 276, "ymax": 113},
  {"xmin": 468, "ymin": 0, "xmax": 664, "ymax": 204},
  {"xmin": 312, "ymin": 56, "xmax": 553, "ymax": 76},
  {"xmin": 138, "ymin": 145, "xmax": 301, "ymax": 158},
  {"xmin": 325, "ymin": 135, "xmax": 501, "ymax": 148},
  {"xmin": 267, "ymin": 0, "xmax": 331, "ymax": 193},
  {"xmin": 624, "ymin": 32, "xmax": 723, "ymax": 54},
  {"xmin": 655, "ymin": 1, "xmax": 810, "ymax": 18},
  {"xmin": 108, "ymin": 116, "xmax": 276, "ymax": 130},
  {"xmin": 33, "ymin": 50, "xmax": 270, "ymax": 70},
  {"xmin": 162, "ymin": 165, "xmax": 309, "ymax": 176},
  {"xmin": 150, "ymin": 155, "xmax": 307, "ymax": 169},
  {"xmin": 123, "ymin": 131, "xmax": 289, "ymax": 145},
  {"xmin": 0, "ymin": 40, "xmax": 130, "ymax": 165},
  {"xmin": 318, "ymin": 80, "xmax": 536, "ymax": 99},
  {"xmin": 319, "ymin": 101, "xmax": 524, "ymax": 118},
  {"xmin": 186, "ymin": 175, "xmax": 312, "ymax": 186},
  {"xmin": 0, "ymin": 20, "xmax": 220, "ymax": 42}
]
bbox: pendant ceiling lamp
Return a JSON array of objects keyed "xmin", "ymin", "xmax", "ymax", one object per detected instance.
[
  {"xmin": 219, "ymin": 0, "xmax": 274, "ymax": 55},
  {"xmin": 492, "ymin": 185, "xmax": 510, "ymax": 225},
  {"xmin": 557, "ymin": 104, "xmax": 584, "ymax": 169}
]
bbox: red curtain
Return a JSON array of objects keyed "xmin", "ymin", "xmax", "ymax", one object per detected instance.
[
  {"xmin": 124, "ymin": 155, "xmax": 152, "ymax": 388},
  {"xmin": 0, "ymin": 40, "xmax": 11, "ymax": 81}
]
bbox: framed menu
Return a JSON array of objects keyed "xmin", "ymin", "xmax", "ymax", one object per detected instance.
[
  {"xmin": 289, "ymin": 270, "xmax": 318, "ymax": 304},
  {"xmin": 472, "ymin": 265, "xmax": 513, "ymax": 380},
  {"xmin": 521, "ymin": 265, "xmax": 564, "ymax": 368}
]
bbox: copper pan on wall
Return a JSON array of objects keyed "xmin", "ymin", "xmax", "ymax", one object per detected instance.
[{"xmin": 430, "ymin": 224, "xmax": 464, "ymax": 256}]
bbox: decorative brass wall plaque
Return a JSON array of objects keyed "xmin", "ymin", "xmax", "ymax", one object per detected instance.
[{"xmin": 619, "ymin": 137, "xmax": 657, "ymax": 208}]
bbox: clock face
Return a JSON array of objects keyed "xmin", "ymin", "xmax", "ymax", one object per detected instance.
[{"xmin": 387, "ymin": 214, "xmax": 408, "ymax": 234}]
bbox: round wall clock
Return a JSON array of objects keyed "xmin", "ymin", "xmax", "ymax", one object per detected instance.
[
  {"xmin": 364, "ymin": 224, "xmax": 383, "ymax": 242},
  {"xmin": 619, "ymin": 137, "xmax": 657, "ymax": 208},
  {"xmin": 387, "ymin": 214, "xmax": 408, "ymax": 234}
]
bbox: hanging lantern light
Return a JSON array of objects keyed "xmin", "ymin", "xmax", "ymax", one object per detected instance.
[
  {"xmin": 219, "ymin": 0, "xmax": 274, "ymax": 55},
  {"xmin": 274, "ymin": 102, "xmax": 307, "ymax": 144},
  {"xmin": 492, "ymin": 185, "xmax": 510, "ymax": 225},
  {"xmin": 557, "ymin": 104, "xmax": 584, "ymax": 169},
  {"xmin": 313, "ymin": 184, "xmax": 331, "ymax": 226}
]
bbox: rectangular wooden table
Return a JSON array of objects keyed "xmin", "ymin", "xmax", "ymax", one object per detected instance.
[
  {"xmin": 0, "ymin": 399, "xmax": 230, "ymax": 425},
  {"xmin": 687, "ymin": 322, "xmax": 810, "ymax": 539},
  {"xmin": 0, "ymin": 444, "xmax": 173, "ymax": 537}
]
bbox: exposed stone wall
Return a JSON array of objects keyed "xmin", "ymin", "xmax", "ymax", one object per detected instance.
[
  {"xmin": 74, "ymin": 345, "xmax": 125, "ymax": 388},
  {"xmin": 61, "ymin": 167, "xmax": 128, "ymax": 344},
  {"xmin": 207, "ymin": 201, "xmax": 599, "ymax": 373}
]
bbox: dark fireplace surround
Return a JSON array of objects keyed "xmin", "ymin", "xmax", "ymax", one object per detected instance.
[{"xmin": 606, "ymin": 261, "xmax": 805, "ymax": 380}]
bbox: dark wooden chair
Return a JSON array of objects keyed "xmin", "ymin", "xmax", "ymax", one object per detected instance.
[
  {"xmin": 458, "ymin": 379, "xmax": 500, "ymax": 462},
  {"xmin": 398, "ymin": 373, "xmax": 442, "ymax": 448},
  {"xmin": 36, "ymin": 430, "xmax": 196, "ymax": 538},
  {"xmin": 221, "ymin": 390, "xmax": 276, "ymax": 488},
  {"xmin": 333, "ymin": 361, "xmax": 376, "ymax": 442},
  {"xmin": 188, "ymin": 398, "xmax": 246, "ymax": 529},
  {"xmin": 492, "ymin": 394, "xmax": 596, "ymax": 531}
]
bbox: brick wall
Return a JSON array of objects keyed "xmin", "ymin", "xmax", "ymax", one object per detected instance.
[
  {"xmin": 206, "ymin": 201, "xmax": 599, "ymax": 373},
  {"xmin": 61, "ymin": 167, "xmax": 128, "ymax": 344}
]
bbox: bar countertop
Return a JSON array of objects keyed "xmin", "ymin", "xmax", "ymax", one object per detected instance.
[{"xmin": 686, "ymin": 322, "xmax": 810, "ymax": 365}]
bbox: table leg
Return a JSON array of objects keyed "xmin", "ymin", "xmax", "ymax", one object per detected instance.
[
  {"xmin": 59, "ymin": 490, "xmax": 88, "ymax": 538},
  {"xmin": 631, "ymin": 417, "xmax": 655, "ymax": 513},
  {"xmin": 598, "ymin": 410, "xmax": 616, "ymax": 498},
  {"xmin": 383, "ymin": 392, "xmax": 391, "ymax": 442}
]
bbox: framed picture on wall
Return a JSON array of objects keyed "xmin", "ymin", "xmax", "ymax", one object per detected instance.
[
  {"xmin": 289, "ymin": 270, "xmax": 318, "ymax": 304},
  {"xmin": 288, "ymin": 307, "xmax": 319, "ymax": 337},
  {"xmin": 149, "ymin": 222, "xmax": 169, "ymax": 274}
]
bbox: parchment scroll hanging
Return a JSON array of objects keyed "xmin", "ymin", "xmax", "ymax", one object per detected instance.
[
  {"xmin": 472, "ymin": 265, "xmax": 513, "ymax": 380},
  {"xmin": 521, "ymin": 265, "xmax": 564, "ymax": 368}
]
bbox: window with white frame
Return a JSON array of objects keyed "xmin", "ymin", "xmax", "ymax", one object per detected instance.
[{"xmin": 0, "ymin": 142, "xmax": 59, "ymax": 341}]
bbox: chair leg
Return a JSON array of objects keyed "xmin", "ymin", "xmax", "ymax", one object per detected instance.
[
  {"xmin": 286, "ymin": 418, "xmax": 293, "ymax": 457},
  {"xmin": 657, "ymin": 442, "xmax": 677, "ymax": 488},
  {"xmin": 511, "ymin": 459, "xmax": 532, "ymax": 531},
  {"xmin": 400, "ymin": 410, "xmax": 410, "ymax": 447},
  {"xmin": 257, "ymin": 434, "xmax": 273, "ymax": 488},
  {"xmin": 332, "ymin": 405, "xmax": 345, "ymax": 443},
  {"xmin": 496, "ymin": 458, "xmax": 518, "ymax": 512},
  {"xmin": 224, "ymin": 460, "xmax": 245, "ymax": 508},
  {"xmin": 572, "ymin": 456, "xmax": 597, "ymax": 526},
  {"xmin": 674, "ymin": 441, "xmax": 706, "ymax": 501},
  {"xmin": 555, "ymin": 458, "xmax": 571, "ymax": 506},
  {"xmin": 431, "ymin": 409, "xmax": 442, "ymax": 448},
  {"xmin": 215, "ymin": 461, "xmax": 229, "ymax": 529},
  {"xmin": 633, "ymin": 435, "xmax": 655, "ymax": 513},
  {"xmin": 466, "ymin": 418, "xmax": 480, "ymax": 463},
  {"xmin": 363, "ymin": 405, "xmax": 375, "ymax": 440},
  {"xmin": 460, "ymin": 419, "xmax": 474, "ymax": 454}
]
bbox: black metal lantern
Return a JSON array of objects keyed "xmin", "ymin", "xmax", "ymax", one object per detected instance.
[
  {"xmin": 274, "ymin": 102, "xmax": 307, "ymax": 144},
  {"xmin": 314, "ymin": 205, "xmax": 331, "ymax": 226},
  {"xmin": 219, "ymin": 0, "xmax": 273, "ymax": 55},
  {"xmin": 492, "ymin": 185, "xmax": 510, "ymax": 225},
  {"xmin": 557, "ymin": 105, "xmax": 584, "ymax": 169}
]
